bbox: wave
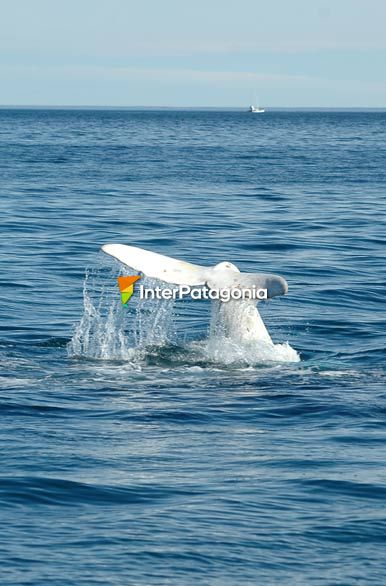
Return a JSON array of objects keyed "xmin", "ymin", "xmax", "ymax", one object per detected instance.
[{"xmin": 0, "ymin": 476, "xmax": 194, "ymax": 507}]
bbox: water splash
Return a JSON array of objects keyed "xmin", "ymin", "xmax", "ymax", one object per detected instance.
[
  {"xmin": 67, "ymin": 265, "xmax": 175, "ymax": 361},
  {"xmin": 67, "ymin": 265, "xmax": 129, "ymax": 360},
  {"xmin": 203, "ymin": 300, "xmax": 299, "ymax": 365},
  {"xmin": 68, "ymin": 262, "xmax": 299, "ymax": 366},
  {"xmin": 203, "ymin": 336, "xmax": 299, "ymax": 366},
  {"xmin": 134, "ymin": 278, "xmax": 176, "ymax": 348}
]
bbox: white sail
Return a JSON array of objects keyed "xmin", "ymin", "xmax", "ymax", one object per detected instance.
[{"xmin": 249, "ymin": 105, "xmax": 265, "ymax": 113}]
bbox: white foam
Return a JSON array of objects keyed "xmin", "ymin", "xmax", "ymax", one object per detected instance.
[
  {"xmin": 200, "ymin": 337, "xmax": 299, "ymax": 366},
  {"xmin": 204, "ymin": 298, "xmax": 299, "ymax": 365}
]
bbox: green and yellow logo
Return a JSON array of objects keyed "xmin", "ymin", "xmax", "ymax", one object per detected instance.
[{"xmin": 117, "ymin": 276, "xmax": 141, "ymax": 305}]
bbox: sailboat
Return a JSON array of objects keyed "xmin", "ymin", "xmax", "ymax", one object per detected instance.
[{"xmin": 249, "ymin": 104, "xmax": 265, "ymax": 113}]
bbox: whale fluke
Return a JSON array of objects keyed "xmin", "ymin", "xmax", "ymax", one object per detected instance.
[
  {"xmin": 101, "ymin": 243, "xmax": 288, "ymax": 345},
  {"xmin": 101, "ymin": 243, "xmax": 208, "ymax": 286}
]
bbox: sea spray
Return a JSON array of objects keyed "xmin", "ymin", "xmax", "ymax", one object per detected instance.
[
  {"xmin": 68, "ymin": 260, "xmax": 298, "ymax": 365},
  {"xmin": 204, "ymin": 299, "xmax": 300, "ymax": 365},
  {"xmin": 67, "ymin": 265, "xmax": 130, "ymax": 359},
  {"xmin": 134, "ymin": 277, "xmax": 176, "ymax": 348},
  {"xmin": 67, "ymin": 265, "xmax": 175, "ymax": 360}
]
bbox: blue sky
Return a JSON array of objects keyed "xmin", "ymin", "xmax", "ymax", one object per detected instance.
[{"xmin": 1, "ymin": 0, "xmax": 386, "ymax": 107}]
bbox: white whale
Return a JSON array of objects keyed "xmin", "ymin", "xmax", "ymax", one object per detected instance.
[{"xmin": 101, "ymin": 243, "xmax": 288, "ymax": 346}]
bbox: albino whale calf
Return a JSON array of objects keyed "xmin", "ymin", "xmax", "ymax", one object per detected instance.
[{"xmin": 102, "ymin": 244, "xmax": 289, "ymax": 347}]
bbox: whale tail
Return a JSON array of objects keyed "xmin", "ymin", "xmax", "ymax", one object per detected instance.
[
  {"xmin": 101, "ymin": 243, "xmax": 208, "ymax": 286},
  {"xmin": 101, "ymin": 243, "xmax": 288, "ymax": 344}
]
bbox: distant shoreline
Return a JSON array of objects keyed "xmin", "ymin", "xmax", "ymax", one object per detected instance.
[{"xmin": 1, "ymin": 105, "xmax": 386, "ymax": 112}]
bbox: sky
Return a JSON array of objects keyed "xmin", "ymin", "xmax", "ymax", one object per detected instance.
[{"xmin": 1, "ymin": 0, "xmax": 386, "ymax": 107}]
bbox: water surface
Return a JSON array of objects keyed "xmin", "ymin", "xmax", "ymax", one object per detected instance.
[{"xmin": 1, "ymin": 109, "xmax": 386, "ymax": 585}]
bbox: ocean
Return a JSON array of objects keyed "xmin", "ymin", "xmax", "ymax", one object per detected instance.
[{"xmin": 1, "ymin": 108, "xmax": 386, "ymax": 585}]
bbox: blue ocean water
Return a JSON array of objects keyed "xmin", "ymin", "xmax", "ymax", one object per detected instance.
[{"xmin": 1, "ymin": 108, "xmax": 386, "ymax": 585}]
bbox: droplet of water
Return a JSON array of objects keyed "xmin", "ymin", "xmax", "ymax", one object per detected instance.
[{"xmin": 67, "ymin": 264, "xmax": 175, "ymax": 361}]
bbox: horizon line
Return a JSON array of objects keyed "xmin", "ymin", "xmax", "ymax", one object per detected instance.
[{"xmin": 1, "ymin": 105, "xmax": 386, "ymax": 111}]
